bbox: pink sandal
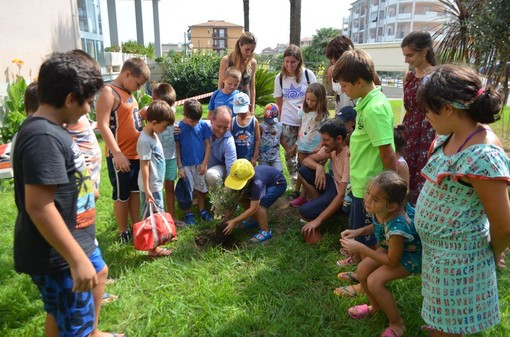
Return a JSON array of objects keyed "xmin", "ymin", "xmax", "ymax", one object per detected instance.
[
  {"xmin": 380, "ymin": 326, "xmax": 405, "ymax": 337},
  {"xmin": 348, "ymin": 304, "xmax": 372, "ymax": 319},
  {"xmin": 336, "ymin": 256, "xmax": 358, "ymax": 267}
]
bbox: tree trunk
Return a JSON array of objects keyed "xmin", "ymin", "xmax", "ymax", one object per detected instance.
[
  {"xmin": 289, "ymin": 0, "xmax": 301, "ymax": 46},
  {"xmin": 243, "ymin": 0, "xmax": 250, "ymax": 32}
]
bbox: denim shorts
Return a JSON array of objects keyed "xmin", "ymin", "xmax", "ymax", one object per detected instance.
[
  {"xmin": 30, "ymin": 247, "xmax": 106, "ymax": 337},
  {"xmin": 349, "ymin": 196, "xmax": 376, "ymax": 246},
  {"xmin": 106, "ymin": 156, "xmax": 140, "ymax": 201},
  {"xmin": 260, "ymin": 182, "xmax": 287, "ymax": 209}
]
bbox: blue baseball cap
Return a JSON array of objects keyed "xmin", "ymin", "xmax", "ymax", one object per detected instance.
[
  {"xmin": 175, "ymin": 177, "xmax": 193, "ymax": 210},
  {"xmin": 336, "ymin": 106, "xmax": 357, "ymax": 123}
]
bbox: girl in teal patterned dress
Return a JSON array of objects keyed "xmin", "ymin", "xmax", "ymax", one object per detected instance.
[
  {"xmin": 340, "ymin": 171, "xmax": 422, "ymax": 337},
  {"xmin": 415, "ymin": 64, "xmax": 510, "ymax": 336}
]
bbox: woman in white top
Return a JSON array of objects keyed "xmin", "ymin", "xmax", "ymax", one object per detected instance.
[{"xmin": 273, "ymin": 44, "xmax": 317, "ymax": 183}]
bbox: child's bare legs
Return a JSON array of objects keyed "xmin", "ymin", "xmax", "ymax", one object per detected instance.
[
  {"xmin": 90, "ymin": 265, "xmax": 125, "ymax": 337},
  {"xmin": 129, "ymin": 192, "xmax": 140, "ymax": 224},
  {"xmin": 92, "ymin": 265, "xmax": 108, "ymax": 335},
  {"xmin": 164, "ymin": 180, "xmax": 175, "ymax": 217},
  {"xmin": 45, "ymin": 314, "xmax": 59, "ymax": 337},
  {"xmin": 196, "ymin": 191, "xmax": 206, "ymax": 211},
  {"xmin": 114, "ymin": 200, "xmax": 129, "ymax": 234},
  {"xmin": 252, "ymin": 206, "xmax": 269, "ymax": 232},
  {"xmin": 115, "ymin": 194, "xmax": 139, "ymax": 237},
  {"xmin": 357, "ymin": 248, "xmax": 409, "ymax": 333}
]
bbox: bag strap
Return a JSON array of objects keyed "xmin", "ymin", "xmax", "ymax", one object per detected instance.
[{"xmin": 305, "ymin": 69, "xmax": 310, "ymax": 85}]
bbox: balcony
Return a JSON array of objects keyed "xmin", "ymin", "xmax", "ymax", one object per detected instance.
[
  {"xmin": 397, "ymin": 12, "xmax": 412, "ymax": 20},
  {"xmin": 385, "ymin": 34, "xmax": 395, "ymax": 42}
]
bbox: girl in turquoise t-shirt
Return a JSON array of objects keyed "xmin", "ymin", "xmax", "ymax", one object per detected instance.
[{"xmin": 339, "ymin": 171, "xmax": 421, "ymax": 337}]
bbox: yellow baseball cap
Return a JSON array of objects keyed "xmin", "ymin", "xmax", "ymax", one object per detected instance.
[{"xmin": 225, "ymin": 159, "xmax": 255, "ymax": 190}]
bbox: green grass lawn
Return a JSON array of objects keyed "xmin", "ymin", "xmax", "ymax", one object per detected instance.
[{"xmin": 1, "ymin": 101, "xmax": 510, "ymax": 336}]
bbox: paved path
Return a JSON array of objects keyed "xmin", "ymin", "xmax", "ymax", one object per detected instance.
[{"xmin": 382, "ymin": 86, "xmax": 403, "ymax": 99}]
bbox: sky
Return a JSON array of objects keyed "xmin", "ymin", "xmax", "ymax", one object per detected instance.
[{"xmin": 100, "ymin": 0, "xmax": 352, "ymax": 53}]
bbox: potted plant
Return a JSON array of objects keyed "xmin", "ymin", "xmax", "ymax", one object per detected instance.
[{"xmin": 104, "ymin": 45, "xmax": 122, "ymax": 72}]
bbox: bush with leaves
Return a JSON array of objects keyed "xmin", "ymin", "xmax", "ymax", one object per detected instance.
[
  {"xmin": 121, "ymin": 40, "xmax": 155, "ymax": 59},
  {"xmin": 254, "ymin": 67, "xmax": 277, "ymax": 107},
  {"xmin": 1, "ymin": 77, "xmax": 27, "ymax": 143},
  {"xmin": 158, "ymin": 51, "xmax": 222, "ymax": 101}
]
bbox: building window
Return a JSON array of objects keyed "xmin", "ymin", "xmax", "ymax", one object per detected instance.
[
  {"xmin": 214, "ymin": 28, "xmax": 226, "ymax": 38},
  {"xmin": 78, "ymin": 0, "xmax": 89, "ymax": 32}
]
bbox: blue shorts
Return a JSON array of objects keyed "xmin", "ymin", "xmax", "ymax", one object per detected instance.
[
  {"xmin": 298, "ymin": 166, "xmax": 342, "ymax": 220},
  {"xmin": 30, "ymin": 247, "xmax": 106, "ymax": 337},
  {"xmin": 349, "ymin": 196, "xmax": 376, "ymax": 246},
  {"xmin": 164, "ymin": 158, "xmax": 177, "ymax": 181},
  {"xmin": 106, "ymin": 156, "xmax": 140, "ymax": 201},
  {"xmin": 260, "ymin": 182, "xmax": 287, "ymax": 209}
]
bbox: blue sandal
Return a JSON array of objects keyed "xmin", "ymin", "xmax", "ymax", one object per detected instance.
[{"xmin": 249, "ymin": 230, "xmax": 272, "ymax": 243}]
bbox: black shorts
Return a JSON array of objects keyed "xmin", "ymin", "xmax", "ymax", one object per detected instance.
[{"xmin": 106, "ymin": 156, "xmax": 140, "ymax": 201}]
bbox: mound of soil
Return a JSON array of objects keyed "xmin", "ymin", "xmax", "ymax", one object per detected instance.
[{"xmin": 194, "ymin": 222, "xmax": 238, "ymax": 249}]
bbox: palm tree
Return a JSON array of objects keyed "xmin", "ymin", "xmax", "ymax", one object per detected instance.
[
  {"xmin": 434, "ymin": 0, "xmax": 482, "ymax": 63},
  {"xmin": 243, "ymin": 0, "xmax": 249, "ymax": 32},
  {"xmin": 309, "ymin": 27, "xmax": 340, "ymax": 57},
  {"xmin": 289, "ymin": 0, "xmax": 301, "ymax": 46},
  {"xmin": 435, "ymin": 0, "xmax": 510, "ymax": 118}
]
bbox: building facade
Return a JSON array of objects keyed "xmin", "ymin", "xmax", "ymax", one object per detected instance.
[
  {"xmin": 188, "ymin": 20, "xmax": 243, "ymax": 54},
  {"xmin": 343, "ymin": 0, "xmax": 447, "ymax": 44}
]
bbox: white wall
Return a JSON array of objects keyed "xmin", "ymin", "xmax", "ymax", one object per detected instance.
[
  {"xmin": 357, "ymin": 42, "xmax": 408, "ymax": 72},
  {"xmin": 0, "ymin": 0, "xmax": 80, "ymax": 99}
]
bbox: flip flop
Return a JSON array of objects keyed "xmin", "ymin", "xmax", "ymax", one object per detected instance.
[
  {"xmin": 148, "ymin": 247, "xmax": 173, "ymax": 257},
  {"xmin": 339, "ymin": 247, "xmax": 351, "ymax": 257},
  {"xmin": 333, "ymin": 285, "xmax": 358, "ymax": 298},
  {"xmin": 380, "ymin": 326, "xmax": 405, "ymax": 337},
  {"xmin": 105, "ymin": 277, "xmax": 116, "ymax": 285},
  {"xmin": 336, "ymin": 256, "xmax": 359, "ymax": 267},
  {"xmin": 348, "ymin": 304, "xmax": 372, "ymax": 319},
  {"xmin": 102, "ymin": 292, "xmax": 118, "ymax": 304},
  {"xmin": 337, "ymin": 272, "xmax": 359, "ymax": 283}
]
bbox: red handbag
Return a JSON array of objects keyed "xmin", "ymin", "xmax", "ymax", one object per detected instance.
[{"xmin": 133, "ymin": 203, "xmax": 177, "ymax": 251}]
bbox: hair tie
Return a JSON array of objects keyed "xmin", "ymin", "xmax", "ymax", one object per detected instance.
[{"xmin": 476, "ymin": 88, "xmax": 485, "ymax": 97}]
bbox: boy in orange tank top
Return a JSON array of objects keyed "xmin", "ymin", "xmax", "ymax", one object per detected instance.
[{"xmin": 96, "ymin": 58, "xmax": 150, "ymax": 243}]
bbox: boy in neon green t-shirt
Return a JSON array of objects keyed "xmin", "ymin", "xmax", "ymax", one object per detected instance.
[{"xmin": 332, "ymin": 49, "xmax": 397, "ymax": 263}]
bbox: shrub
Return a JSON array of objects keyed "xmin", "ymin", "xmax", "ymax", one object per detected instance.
[
  {"xmin": 254, "ymin": 67, "xmax": 277, "ymax": 107},
  {"xmin": 158, "ymin": 51, "xmax": 222, "ymax": 101},
  {"xmin": 1, "ymin": 77, "xmax": 27, "ymax": 143},
  {"xmin": 105, "ymin": 45, "xmax": 121, "ymax": 52},
  {"xmin": 121, "ymin": 41, "xmax": 155, "ymax": 59}
]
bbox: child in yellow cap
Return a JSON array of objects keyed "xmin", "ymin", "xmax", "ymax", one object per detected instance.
[{"xmin": 223, "ymin": 159, "xmax": 287, "ymax": 243}]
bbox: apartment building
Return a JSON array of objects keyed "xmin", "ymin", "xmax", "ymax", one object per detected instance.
[
  {"xmin": 343, "ymin": 0, "xmax": 448, "ymax": 44},
  {"xmin": 188, "ymin": 20, "xmax": 244, "ymax": 54}
]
